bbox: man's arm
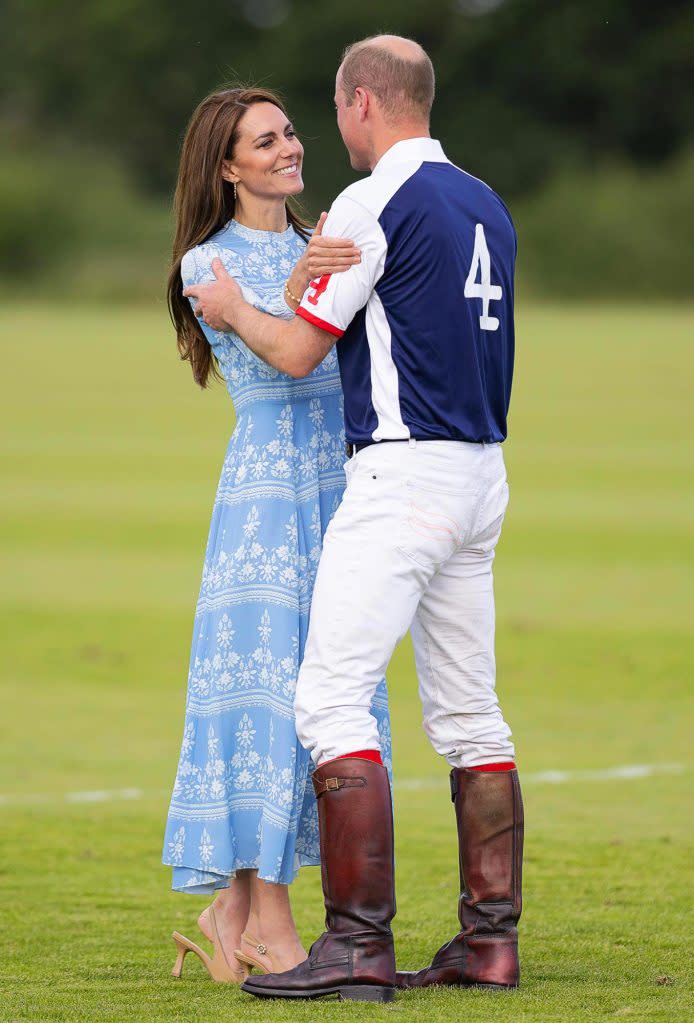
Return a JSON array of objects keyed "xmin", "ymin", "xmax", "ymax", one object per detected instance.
[
  {"xmin": 183, "ymin": 258, "xmax": 337, "ymax": 378},
  {"xmin": 184, "ymin": 195, "xmax": 383, "ymax": 377}
]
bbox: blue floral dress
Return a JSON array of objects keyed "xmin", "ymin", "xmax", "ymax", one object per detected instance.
[{"xmin": 162, "ymin": 220, "xmax": 392, "ymax": 893}]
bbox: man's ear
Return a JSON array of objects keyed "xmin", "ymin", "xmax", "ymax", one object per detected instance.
[
  {"xmin": 221, "ymin": 160, "xmax": 240, "ymax": 184},
  {"xmin": 354, "ymin": 87, "xmax": 370, "ymax": 121}
]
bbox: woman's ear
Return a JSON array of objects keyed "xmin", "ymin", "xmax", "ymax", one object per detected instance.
[{"xmin": 221, "ymin": 160, "xmax": 239, "ymax": 184}]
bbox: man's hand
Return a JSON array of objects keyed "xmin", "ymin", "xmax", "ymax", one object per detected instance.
[{"xmin": 183, "ymin": 259, "xmax": 243, "ymax": 331}]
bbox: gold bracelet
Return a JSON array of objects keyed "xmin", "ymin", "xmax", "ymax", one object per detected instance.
[{"xmin": 284, "ymin": 280, "xmax": 302, "ymax": 306}]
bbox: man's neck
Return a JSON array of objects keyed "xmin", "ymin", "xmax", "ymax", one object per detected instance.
[
  {"xmin": 233, "ymin": 196, "xmax": 288, "ymax": 233},
  {"xmin": 370, "ymin": 125, "xmax": 431, "ymax": 170}
]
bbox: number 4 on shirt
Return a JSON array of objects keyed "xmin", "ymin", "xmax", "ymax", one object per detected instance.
[{"xmin": 464, "ymin": 223, "xmax": 502, "ymax": 331}]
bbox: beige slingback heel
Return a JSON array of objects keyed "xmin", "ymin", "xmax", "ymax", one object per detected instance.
[
  {"xmin": 233, "ymin": 932, "xmax": 279, "ymax": 975},
  {"xmin": 171, "ymin": 905, "xmax": 250, "ymax": 983}
]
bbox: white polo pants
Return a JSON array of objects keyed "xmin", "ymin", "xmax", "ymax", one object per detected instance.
[{"xmin": 294, "ymin": 439, "xmax": 515, "ymax": 769}]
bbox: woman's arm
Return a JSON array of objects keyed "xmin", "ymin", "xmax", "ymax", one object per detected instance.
[{"xmin": 283, "ymin": 213, "xmax": 361, "ymax": 310}]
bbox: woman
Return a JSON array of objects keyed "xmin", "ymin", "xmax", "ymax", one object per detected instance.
[{"xmin": 162, "ymin": 87, "xmax": 392, "ymax": 983}]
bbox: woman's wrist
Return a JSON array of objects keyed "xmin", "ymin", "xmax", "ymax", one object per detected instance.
[
  {"xmin": 285, "ymin": 256, "xmax": 309, "ymax": 309},
  {"xmin": 284, "ymin": 280, "xmax": 302, "ymax": 309},
  {"xmin": 293, "ymin": 255, "xmax": 311, "ymax": 290}
]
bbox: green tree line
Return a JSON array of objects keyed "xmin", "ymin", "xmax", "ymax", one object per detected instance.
[{"xmin": 1, "ymin": 0, "xmax": 692, "ymax": 297}]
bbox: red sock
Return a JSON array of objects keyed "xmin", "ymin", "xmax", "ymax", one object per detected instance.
[
  {"xmin": 469, "ymin": 761, "xmax": 516, "ymax": 772},
  {"xmin": 318, "ymin": 749, "xmax": 383, "ymax": 768}
]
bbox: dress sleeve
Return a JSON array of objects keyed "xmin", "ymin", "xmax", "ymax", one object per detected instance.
[
  {"xmin": 296, "ymin": 196, "xmax": 387, "ymax": 337},
  {"xmin": 251, "ymin": 281, "xmax": 295, "ymax": 320},
  {"xmin": 181, "ymin": 243, "xmax": 279, "ymax": 371},
  {"xmin": 242, "ymin": 233, "xmax": 308, "ymax": 320}
]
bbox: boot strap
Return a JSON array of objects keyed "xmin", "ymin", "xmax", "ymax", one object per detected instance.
[{"xmin": 313, "ymin": 776, "xmax": 367, "ymax": 798}]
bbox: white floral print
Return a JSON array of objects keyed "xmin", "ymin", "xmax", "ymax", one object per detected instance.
[{"xmin": 163, "ymin": 220, "xmax": 392, "ymax": 893}]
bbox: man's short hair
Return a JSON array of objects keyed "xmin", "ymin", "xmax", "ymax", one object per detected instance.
[{"xmin": 340, "ymin": 37, "xmax": 435, "ymax": 124}]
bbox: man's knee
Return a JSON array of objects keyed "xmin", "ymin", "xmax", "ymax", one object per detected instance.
[{"xmin": 425, "ymin": 707, "xmax": 515, "ymax": 768}]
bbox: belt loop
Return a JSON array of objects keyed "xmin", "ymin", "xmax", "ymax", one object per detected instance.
[{"xmin": 408, "ymin": 437, "xmax": 416, "ymax": 448}]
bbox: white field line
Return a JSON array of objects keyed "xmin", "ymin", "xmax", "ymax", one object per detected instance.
[
  {"xmin": 0, "ymin": 762, "xmax": 686, "ymax": 809},
  {"xmin": 0, "ymin": 786, "xmax": 153, "ymax": 808},
  {"xmin": 399, "ymin": 761, "xmax": 686, "ymax": 790}
]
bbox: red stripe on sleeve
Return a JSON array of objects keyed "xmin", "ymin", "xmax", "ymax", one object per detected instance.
[{"xmin": 296, "ymin": 306, "xmax": 344, "ymax": 338}]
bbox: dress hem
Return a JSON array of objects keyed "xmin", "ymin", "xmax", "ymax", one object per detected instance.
[{"xmin": 164, "ymin": 855, "xmax": 321, "ymax": 894}]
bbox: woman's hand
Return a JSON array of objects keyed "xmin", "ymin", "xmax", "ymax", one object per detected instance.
[
  {"xmin": 284, "ymin": 212, "xmax": 361, "ymax": 309},
  {"xmin": 304, "ymin": 211, "xmax": 361, "ymax": 279}
]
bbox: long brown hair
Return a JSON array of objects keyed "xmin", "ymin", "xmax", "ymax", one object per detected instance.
[{"xmin": 167, "ymin": 87, "xmax": 311, "ymax": 388}]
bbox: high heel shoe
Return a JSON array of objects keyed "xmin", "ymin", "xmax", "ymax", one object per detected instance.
[
  {"xmin": 234, "ymin": 932, "xmax": 279, "ymax": 974},
  {"xmin": 171, "ymin": 906, "xmax": 250, "ymax": 983},
  {"xmin": 234, "ymin": 932, "xmax": 304, "ymax": 975}
]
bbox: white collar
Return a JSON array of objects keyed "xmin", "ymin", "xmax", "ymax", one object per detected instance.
[{"xmin": 372, "ymin": 137, "xmax": 448, "ymax": 175}]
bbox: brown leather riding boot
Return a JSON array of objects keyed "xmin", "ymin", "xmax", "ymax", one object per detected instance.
[
  {"xmin": 242, "ymin": 757, "xmax": 396, "ymax": 1002},
  {"xmin": 397, "ymin": 766, "xmax": 523, "ymax": 990}
]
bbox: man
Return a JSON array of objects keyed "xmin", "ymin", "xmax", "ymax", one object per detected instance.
[{"xmin": 185, "ymin": 34, "xmax": 523, "ymax": 1003}]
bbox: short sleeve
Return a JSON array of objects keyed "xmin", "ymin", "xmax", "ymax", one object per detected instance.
[
  {"xmin": 181, "ymin": 243, "xmax": 273, "ymax": 312},
  {"xmin": 181, "ymin": 243, "xmax": 281, "ymax": 370},
  {"xmin": 296, "ymin": 196, "xmax": 387, "ymax": 337}
]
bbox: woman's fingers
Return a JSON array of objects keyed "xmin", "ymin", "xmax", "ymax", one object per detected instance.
[
  {"xmin": 308, "ymin": 260, "xmax": 360, "ymax": 276},
  {"xmin": 311, "ymin": 247, "xmax": 360, "ymax": 261},
  {"xmin": 309, "ymin": 259, "xmax": 361, "ymax": 276},
  {"xmin": 310, "ymin": 256, "xmax": 361, "ymax": 268},
  {"xmin": 306, "ymin": 228, "xmax": 361, "ymax": 277},
  {"xmin": 312, "ymin": 211, "xmax": 328, "ymax": 237},
  {"xmin": 308, "ymin": 243, "xmax": 361, "ymax": 270},
  {"xmin": 310, "ymin": 234, "xmax": 358, "ymax": 253}
]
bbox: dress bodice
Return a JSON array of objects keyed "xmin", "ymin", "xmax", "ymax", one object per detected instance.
[{"xmin": 181, "ymin": 220, "xmax": 342, "ymax": 414}]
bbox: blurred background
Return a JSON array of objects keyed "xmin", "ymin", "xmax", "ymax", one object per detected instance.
[
  {"xmin": 1, "ymin": 4, "xmax": 693, "ymax": 1019},
  {"xmin": 1, "ymin": 0, "xmax": 692, "ymax": 301}
]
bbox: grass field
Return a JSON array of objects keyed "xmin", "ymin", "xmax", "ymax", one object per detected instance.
[{"xmin": 1, "ymin": 302, "xmax": 692, "ymax": 1022}]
